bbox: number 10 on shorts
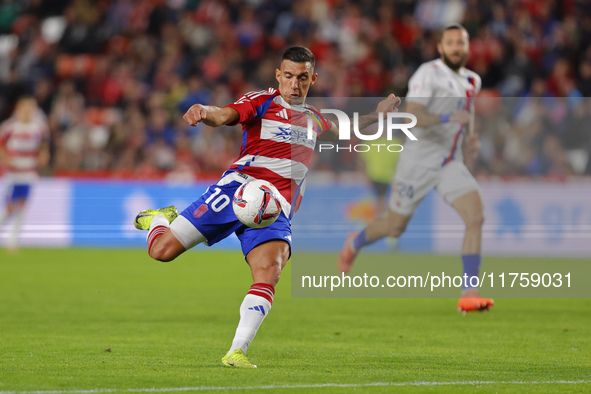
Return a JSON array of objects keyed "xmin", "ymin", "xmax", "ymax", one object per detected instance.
[{"xmin": 205, "ymin": 187, "xmax": 231, "ymax": 212}]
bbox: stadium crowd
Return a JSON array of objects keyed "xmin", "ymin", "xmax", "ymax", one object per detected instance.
[{"xmin": 1, "ymin": 0, "xmax": 591, "ymax": 180}]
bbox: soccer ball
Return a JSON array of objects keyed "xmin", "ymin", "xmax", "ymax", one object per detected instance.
[{"xmin": 233, "ymin": 179, "xmax": 282, "ymax": 228}]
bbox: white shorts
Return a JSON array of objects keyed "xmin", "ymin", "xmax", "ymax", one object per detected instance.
[{"xmin": 389, "ymin": 160, "xmax": 480, "ymax": 216}]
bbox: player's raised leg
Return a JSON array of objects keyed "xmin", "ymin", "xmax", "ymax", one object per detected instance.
[
  {"xmin": 134, "ymin": 206, "xmax": 186, "ymax": 262},
  {"xmin": 338, "ymin": 210, "xmax": 411, "ymax": 274},
  {"xmin": 339, "ymin": 167, "xmax": 435, "ymax": 274},
  {"xmin": 222, "ymin": 240, "xmax": 289, "ymax": 368},
  {"xmin": 451, "ymin": 190, "xmax": 493, "ymax": 313}
]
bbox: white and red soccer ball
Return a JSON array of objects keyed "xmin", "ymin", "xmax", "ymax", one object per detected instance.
[{"xmin": 232, "ymin": 179, "xmax": 282, "ymax": 228}]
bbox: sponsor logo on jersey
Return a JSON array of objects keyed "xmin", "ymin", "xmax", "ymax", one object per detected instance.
[
  {"xmin": 272, "ymin": 126, "xmax": 291, "ymax": 141},
  {"xmin": 272, "ymin": 126, "xmax": 315, "ymax": 148}
]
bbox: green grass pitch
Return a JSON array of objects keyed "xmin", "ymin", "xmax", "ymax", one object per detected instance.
[{"xmin": 1, "ymin": 249, "xmax": 590, "ymax": 393}]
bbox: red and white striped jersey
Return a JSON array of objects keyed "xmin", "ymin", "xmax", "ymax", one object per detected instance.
[
  {"xmin": 223, "ymin": 88, "xmax": 332, "ymax": 219},
  {"xmin": 0, "ymin": 112, "xmax": 49, "ymax": 182}
]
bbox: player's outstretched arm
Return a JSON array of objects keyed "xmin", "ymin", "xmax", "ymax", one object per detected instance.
[
  {"xmin": 319, "ymin": 94, "xmax": 401, "ymax": 141},
  {"xmin": 355, "ymin": 93, "xmax": 402, "ymax": 131},
  {"xmin": 183, "ymin": 104, "xmax": 239, "ymax": 127},
  {"xmin": 405, "ymin": 102, "xmax": 470, "ymax": 128}
]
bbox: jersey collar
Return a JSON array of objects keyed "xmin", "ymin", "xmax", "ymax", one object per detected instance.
[{"xmin": 276, "ymin": 94, "xmax": 308, "ymax": 109}]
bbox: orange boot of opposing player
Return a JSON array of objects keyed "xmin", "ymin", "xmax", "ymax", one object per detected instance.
[
  {"xmin": 457, "ymin": 289, "xmax": 494, "ymax": 314},
  {"xmin": 338, "ymin": 232, "xmax": 360, "ymax": 274}
]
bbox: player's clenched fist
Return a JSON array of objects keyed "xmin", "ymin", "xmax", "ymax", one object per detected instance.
[
  {"xmin": 183, "ymin": 104, "xmax": 208, "ymax": 126},
  {"xmin": 463, "ymin": 133, "xmax": 481, "ymax": 165}
]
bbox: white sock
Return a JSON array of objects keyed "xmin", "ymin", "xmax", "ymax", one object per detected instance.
[
  {"xmin": 228, "ymin": 283, "xmax": 275, "ymax": 354},
  {"xmin": 147, "ymin": 214, "xmax": 169, "ymax": 251}
]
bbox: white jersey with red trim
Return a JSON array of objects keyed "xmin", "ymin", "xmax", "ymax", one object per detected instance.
[
  {"xmin": 403, "ymin": 58, "xmax": 481, "ymax": 169},
  {"xmin": 223, "ymin": 88, "xmax": 332, "ymax": 219},
  {"xmin": 0, "ymin": 112, "xmax": 49, "ymax": 182}
]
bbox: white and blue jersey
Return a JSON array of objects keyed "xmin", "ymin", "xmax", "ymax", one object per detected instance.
[
  {"xmin": 389, "ymin": 59, "xmax": 482, "ymax": 216},
  {"xmin": 402, "ymin": 58, "xmax": 481, "ymax": 169}
]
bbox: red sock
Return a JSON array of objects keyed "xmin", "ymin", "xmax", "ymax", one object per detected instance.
[
  {"xmin": 147, "ymin": 225, "xmax": 168, "ymax": 251},
  {"xmin": 247, "ymin": 283, "xmax": 275, "ymax": 305}
]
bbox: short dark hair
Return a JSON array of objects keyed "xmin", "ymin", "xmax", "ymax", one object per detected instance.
[
  {"xmin": 440, "ymin": 23, "xmax": 469, "ymax": 41},
  {"xmin": 282, "ymin": 46, "xmax": 315, "ymax": 68}
]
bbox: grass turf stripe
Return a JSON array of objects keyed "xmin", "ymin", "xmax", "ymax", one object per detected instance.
[{"xmin": 2, "ymin": 380, "xmax": 591, "ymax": 393}]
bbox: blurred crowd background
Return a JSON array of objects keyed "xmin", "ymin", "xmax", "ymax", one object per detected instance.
[{"xmin": 1, "ymin": 0, "xmax": 591, "ymax": 180}]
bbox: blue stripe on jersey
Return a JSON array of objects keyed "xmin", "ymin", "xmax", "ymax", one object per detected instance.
[
  {"xmin": 441, "ymin": 128, "xmax": 463, "ymax": 167},
  {"xmin": 235, "ymin": 161, "xmax": 252, "ymax": 172},
  {"xmin": 221, "ymin": 168, "xmax": 236, "ymax": 178},
  {"xmin": 255, "ymin": 95, "xmax": 276, "ymax": 118},
  {"xmin": 238, "ymin": 94, "xmax": 275, "ymax": 161},
  {"xmin": 241, "ymin": 128, "xmax": 248, "ymax": 155}
]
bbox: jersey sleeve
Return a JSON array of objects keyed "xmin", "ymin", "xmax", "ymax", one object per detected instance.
[
  {"xmin": 406, "ymin": 64, "xmax": 434, "ymax": 107},
  {"xmin": 306, "ymin": 105, "xmax": 334, "ymax": 137},
  {"xmin": 224, "ymin": 89, "xmax": 277, "ymax": 126},
  {"xmin": 317, "ymin": 118, "xmax": 334, "ymax": 137}
]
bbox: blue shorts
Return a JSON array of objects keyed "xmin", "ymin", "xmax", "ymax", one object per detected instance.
[
  {"xmin": 179, "ymin": 180, "xmax": 291, "ymax": 257},
  {"xmin": 7, "ymin": 184, "xmax": 31, "ymax": 202}
]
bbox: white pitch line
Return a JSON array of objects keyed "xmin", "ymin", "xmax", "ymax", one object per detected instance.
[{"xmin": 1, "ymin": 380, "xmax": 590, "ymax": 394}]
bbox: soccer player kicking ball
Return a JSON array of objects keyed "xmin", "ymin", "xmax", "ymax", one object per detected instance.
[
  {"xmin": 134, "ymin": 47, "xmax": 401, "ymax": 368},
  {"xmin": 338, "ymin": 24, "xmax": 494, "ymax": 314},
  {"xmin": 0, "ymin": 97, "xmax": 49, "ymax": 253}
]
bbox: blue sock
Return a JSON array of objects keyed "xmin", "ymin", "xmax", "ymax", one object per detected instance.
[
  {"xmin": 462, "ymin": 254, "xmax": 481, "ymax": 289},
  {"xmin": 352, "ymin": 229, "xmax": 374, "ymax": 252}
]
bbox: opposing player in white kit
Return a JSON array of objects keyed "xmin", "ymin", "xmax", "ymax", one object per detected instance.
[
  {"xmin": 0, "ymin": 97, "xmax": 49, "ymax": 252},
  {"xmin": 338, "ymin": 24, "xmax": 493, "ymax": 313},
  {"xmin": 133, "ymin": 47, "xmax": 401, "ymax": 367}
]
